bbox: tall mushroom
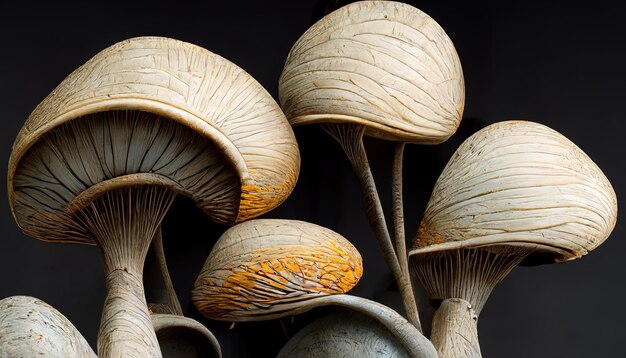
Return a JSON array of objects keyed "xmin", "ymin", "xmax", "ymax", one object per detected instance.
[
  {"xmin": 408, "ymin": 120, "xmax": 617, "ymax": 357},
  {"xmin": 8, "ymin": 36, "xmax": 299, "ymax": 357},
  {"xmin": 279, "ymin": 0, "xmax": 464, "ymax": 329},
  {"xmin": 192, "ymin": 218, "xmax": 437, "ymax": 357}
]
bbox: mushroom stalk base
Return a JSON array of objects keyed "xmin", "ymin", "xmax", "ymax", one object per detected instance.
[{"xmin": 431, "ymin": 298, "xmax": 481, "ymax": 358}]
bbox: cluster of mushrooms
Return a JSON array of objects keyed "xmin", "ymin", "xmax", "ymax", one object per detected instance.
[{"xmin": 0, "ymin": 1, "xmax": 617, "ymax": 357}]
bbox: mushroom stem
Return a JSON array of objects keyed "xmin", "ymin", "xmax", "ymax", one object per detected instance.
[
  {"xmin": 430, "ymin": 298, "xmax": 481, "ymax": 358},
  {"xmin": 323, "ymin": 123, "xmax": 421, "ymax": 331},
  {"xmin": 77, "ymin": 186, "xmax": 176, "ymax": 358},
  {"xmin": 148, "ymin": 227, "xmax": 184, "ymax": 316},
  {"xmin": 101, "ymin": 267, "xmax": 158, "ymax": 357},
  {"xmin": 392, "ymin": 142, "xmax": 421, "ymax": 330}
]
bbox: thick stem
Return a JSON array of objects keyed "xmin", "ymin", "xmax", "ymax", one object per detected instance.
[
  {"xmin": 100, "ymin": 265, "xmax": 160, "ymax": 357},
  {"xmin": 324, "ymin": 123, "xmax": 420, "ymax": 331},
  {"xmin": 431, "ymin": 298, "xmax": 481, "ymax": 358},
  {"xmin": 76, "ymin": 186, "xmax": 175, "ymax": 358},
  {"xmin": 149, "ymin": 227, "xmax": 183, "ymax": 315},
  {"xmin": 392, "ymin": 142, "xmax": 421, "ymax": 331}
]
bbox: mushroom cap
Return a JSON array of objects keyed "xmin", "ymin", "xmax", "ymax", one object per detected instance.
[
  {"xmin": 277, "ymin": 311, "xmax": 410, "ymax": 358},
  {"xmin": 192, "ymin": 219, "xmax": 363, "ymax": 321},
  {"xmin": 8, "ymin": 36, "xmax": 300, "ymax": 242},
  {"xmin": 151, "ymin": 314, "xmax": 221, "ymax": 358},
  {"xmin": 0, "ymin": 296, "xmax": 96, "ymax": 357},
  {"xmin": 279, "ymin": 1, "xmax": 464, "ymax": 143},
  {"xmin": 409, "ymin": 120, "xmax": 617, "ymax": 263}
]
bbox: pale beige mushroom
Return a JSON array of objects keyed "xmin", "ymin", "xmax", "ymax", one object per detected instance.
[
  {"xmin": 0, "ymin": 295, "xmax": 96, "ymax": 357},
  {"xmin": 8, "ymin": 36, "xmax": 299, "ymax": 357},
  {"xmin": 408, "ymin": 120, "xmax": 617, "ymax": 357},
  {"xmin": 277, "ymin": 311, "xmax": 412, "ymax": 358},
  {"xmin": 279, "ymin": 0, "xmax": 464, "ymax": 330},
  {"xmin": 192, "ymin": 218, "xmax": 436, "ymax": 358}
]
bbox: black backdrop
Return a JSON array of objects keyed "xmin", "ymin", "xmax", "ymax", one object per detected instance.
[{"xmin": 1, "ymin": 1, "xmax": 624, "ymax": 357}]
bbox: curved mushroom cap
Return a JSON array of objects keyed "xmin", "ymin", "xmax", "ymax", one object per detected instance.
[
  {"xmin": 192, "ymin": 219, "xmax": 363, "ymax": 321},
  {"xmin": 277, "ymin": 311, "xmax": 410, "ymax": 358},
  {"xmin": 410, "ymin": 120, "xmax": 617, "ymax": 263},
  {"xmin": 9, "ymin": 36, "xmax": 300, "ymax": 243},
  {"xmin": 152, "ymin": 314, "xmax": 221, "ymax": 358},
  {"xmin": 279, "ymin": 1, "xmax": 464, "ymax": 143},
  {"xmin": 0, "ymin": 296, "xmax": 96, "ymax": 357}
]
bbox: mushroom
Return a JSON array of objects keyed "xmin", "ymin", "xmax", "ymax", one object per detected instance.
[
  {"xmin": 408, "ymin": 120, "xmax": 617, "ymax": 356},
  {"xmin": 8, "ymin": 36, "xmax": 300, "ymax": 357},
  {"xmin": 152, "ymin": 314, "xmax": 222, "ymax": 358},
  {"xmin": 0, "ymin": 295, "xmax": 96, "ymax": 357},
  {"xmin": 192, "ymin": 219, "xmax": 363, "ymax": 321},
  {"xmin": 278, "ymin": 0, "xmax": 464, "ymax": 329},
  {"xmin": 277, "ymin": 310, "xmax": 412, "ymax": 358},
  {"xmin": 193, "ymin": 218, "xmax": 436, "ymax": 357}
]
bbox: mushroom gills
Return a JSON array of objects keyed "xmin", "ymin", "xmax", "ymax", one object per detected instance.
[
  {"xmin": 13, "ymin": 109, "xmax": 240, "ymax": 243},
  {"xmin": 412, "ymin": 246, "xmax": 533, "ymax": 315}
]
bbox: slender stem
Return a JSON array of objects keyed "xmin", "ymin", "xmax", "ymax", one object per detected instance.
[
  {"xmin": 151, "ymin": 227, "xmax": 183, "ymax": 315},
  {"xmin": 430, "ymin": 298, "xmax": 482, "ymax": 358},
  {"xmin": 323, "ymin": 123, "xmax": 420, "ymax": 331},
  {"xmin": 392, "ymin": 142, "xmax": 421, "ymax": 331}
]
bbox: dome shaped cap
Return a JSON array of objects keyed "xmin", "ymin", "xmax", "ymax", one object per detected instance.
[
  {"xmin": 192, "ymin": 219, "xmax": 363, "ymax": 321},
  {"xmin": 279, "ymin": 1, "xmax": 464, "ymax": 143},
  {"xmin": 410, "ymin": 120, "xmax": 617, "ymax": 263},
  {"xmin": 278, "ymin": 311, "xmax": 410, "ymax": 358},
  {"xmin": 9, "ymin": 36, "xmax": 300, "ymax": 242},
  {"xmin": 0, "ymin": 296, "xmax": 96, "ymax": 357}
]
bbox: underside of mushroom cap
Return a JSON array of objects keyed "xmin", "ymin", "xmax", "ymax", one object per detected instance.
[
  {"xmin": 192, "ymin": 219, "xmax": 363, "ymax": 321},
  {"xmin": 279, "ymin": 1, "xmax": 464, "ymax": 143},
  {"xmin": 9, "ymin": 36, "xmax": 300, "ymax": 242},
  {"xmin": 410, "ymin": 120, "xmax": 617, "ymax": 264},
  {"xmin": 411, "ymin": 246, "xmax": 533, "ymax": 315},
  {"xmin": 12, "ymin": 111, "xmax": 239, "ymax": 243}
]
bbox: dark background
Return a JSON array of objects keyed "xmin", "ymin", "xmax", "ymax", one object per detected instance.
[{"xmin": 1, "ymin": 0, "xmax": 624, "ymax": 356}]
